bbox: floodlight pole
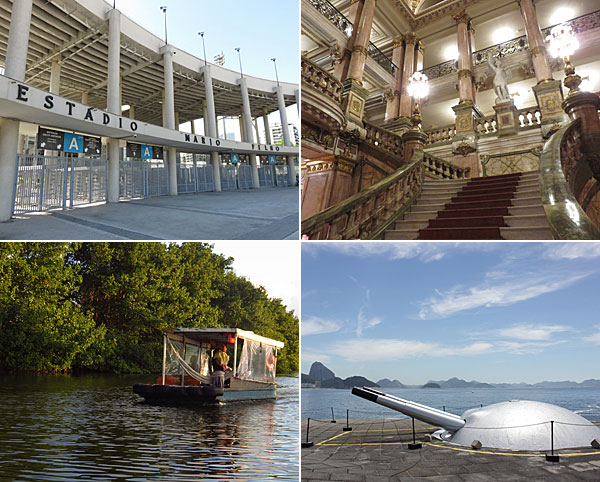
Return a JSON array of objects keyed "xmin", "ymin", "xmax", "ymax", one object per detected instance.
[
  {"xmin": 160, "ymin": 6, "xmax": 168, "ymax": 45},
  {"xmin": 271, "ymin": 57, "xmax": 279, "ymax": 86},
  {"xmin": 235, "ymin": 47, "xmax": 243, "ymax": 78},
  {"xmin": 199, "ymin": 32, "xmax": 207, "ymax": 66}
]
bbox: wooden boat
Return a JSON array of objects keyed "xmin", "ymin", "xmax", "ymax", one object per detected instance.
[{"xmin": 133, "ymin": 328, "xmax": 284, "ymax": 404}]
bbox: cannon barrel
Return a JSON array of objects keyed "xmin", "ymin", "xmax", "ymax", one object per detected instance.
[{"xmin": 352, "ymin": 387, "xmax": 466, "ymax": 431}]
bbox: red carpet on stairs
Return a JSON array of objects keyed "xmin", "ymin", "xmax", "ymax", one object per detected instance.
[{"xmin": 419, "ymin": 173, "xmax": 522, "ymax": 240}]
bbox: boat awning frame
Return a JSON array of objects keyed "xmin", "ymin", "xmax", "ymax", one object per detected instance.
[{"xmin": 166, "ymin": 328, "xmax": 284, "ymax": 349}]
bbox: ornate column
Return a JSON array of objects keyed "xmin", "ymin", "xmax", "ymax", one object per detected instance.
[
  {"xmin": 383, "ymin": 37, "xmax": 404, "ymax": 125},
  {"xmin": 518, "ymin": 0, "xmax": 567, "ymax": 137},
  {"xmin": 341, "ymin": 0, "xmax": 376, "ymax": 126},
  {"xmin": 0, "ymin": 0, "xmax": 33, "ymax": 221},
  {"xmin": 333, "ymin": 0, "xmax": 364, "ymax": 82},
  {"xmin": 398, "ymin": 33, "xmax": 417, "ymax": 120},
  {"xmin": 451, "ymin": 11, "xmax": 482, "ymax": 177}
]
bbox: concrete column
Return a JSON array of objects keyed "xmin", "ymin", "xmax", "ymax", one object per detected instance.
[
  {"xmin": 238, "ymin": 77, "xmax": 260, "ymax": 188},
  {"xmin": 385, "ymin": 37, "xmax": 404, "ymax": 121},
  {"xmin": 399, "ymin": 33, "xmax": 417, "ymax": 118},
  {"xmin": 174, "ymin": 112, "xmax": 180, "ymax": 130},
  {"xmin": 203, "ymin": 65, "xmax": 221, "ymax": 191},
  {"xmin": 253, "ymin": 118, "xmax": 261, "ymax": 144},
  {"xmin": 106, "ymin": 8, "xmax": 121, "ymax": 204},
  {"xmin": 346, "ymin": 0, "xmax": 377, "ymax": 83},
  {"xmin": 295, "ymin": 89, "xmax": 300, "ymax": 115},
  {"xmin": 222, "ymin": 116, "xmax": 227, "ymax": 140},
  {"xmin": 454, "ymin": 12, "xmax": 474, "ymax": 103},
  {"xmin": 203, "ymin": 103, "xmax": 208, "ymax": 136},
  {"xmin": 518, "ymin": 0, "xmax": 553, "ymax": 83},
  {"xmin": 81, "ymin": 92, "xmax": 89, "ymax": 104},
  {"xmin": 129, "ymin": 105, "xmax": 135, "ymax": 119},
  {"xmin": 238, "ymin": 115, "xmax": 245, "ymax": 142},
  {"xmin": 263, "ymin": 108, "xmax": 272, "ymax": 144},
  {"xmin": 0, "ymin": 0, "xmax": 33, "ymax": 221},
  {"xmin": 50, "ymin": 58, "xmax": 61, "ymax": 95},
  {"xmin": 161, "ymin": 45, "xmax": 177, "ymax": 196},
  {"xmin": 276, "ymin": 85, "xmax": 295, "ymax": 186}
]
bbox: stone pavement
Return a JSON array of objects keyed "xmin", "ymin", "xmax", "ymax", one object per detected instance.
[
  {"xmin": 0, "ymin": 186, "xmax": 299, "ymax": 240},
  {"xmin": 301, "ymin": 418, "xmax": 600, "ymax": 481}
]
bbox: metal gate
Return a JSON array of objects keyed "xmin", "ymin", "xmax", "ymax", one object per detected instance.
[
  {"xmin": 146, "ymin": 161, "xmax": 169, "ymax": 197},
  {"xmin": 177, "ymin": 161, "xmax": 197, "ymax": 194},
  {"xmin": 275, "ymin": 165, "xmax": 290, "ymax": 186},
  {"xmin": 196, "ymin": 165, "xmax": 214, "ymax": 192},
  {"xmin": 120, "ymin": 159, "xmax": 145, "ymax": 200},
  {"xmin": 258, "ymin": 166, "xmax": 275, "ymax": 187},
  {"xmin": 13, "ymin": 155, "xmax": 107, "ymax": 215},
  {"xmin": 220, "ymin": 166, "xmax": 237, "ymax": 190},
  {"xmin": 237, "ymin": 164, "xmax": 254, "ymax": 189}
]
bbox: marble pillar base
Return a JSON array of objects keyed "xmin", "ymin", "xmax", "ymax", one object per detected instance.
[
  {"xmin": 532, "ymin": 79, "xmax": 568, "ymax": 138},
  {"xmin": 452, "ymin": 100, "xmax": 482, "ymax": 136},
  {"xmin": 382, "ymin": 116, "xmax": 413, "ymax": 135},
  {"xmin": 301, "ymin": 155, "xmax": 357, "ymax": 219},
  {"xmin": 402, "ymin": 129, "xmax": 428, "ymax": 163},
  {"xmin": 493, "ymin": 99, "xmax": 518, "ymax": 136},
  {"xmin": 342, "ymin": 78, "xmax": 368, "ymax": 126}
]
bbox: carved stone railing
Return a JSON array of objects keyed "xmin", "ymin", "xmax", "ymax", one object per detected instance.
[
  {"xmin": 301, "ymin": 153, "xmax": 424, "ymax": 240},
  {"xmin": 538, "ymin": 118, "xmax": 600, "ymax": 239},
  {"xmin": 423, "ymin": 152, "xmax": 470, "ymax": 179},
  {"xmin": 475, "ymin": 115, "xmax": 498, "ymax": 135},
  {"xmin": 364, "ymin": 121, "xmax": 403, "ymax": 158},
  {"xmin": 517, "ymin": 107, "xmax": 542, "ymax": 129},
  {"xmin": 425, "ymin": 124, "xmax": 455, "ymax": 145},
  {"xmin": 422, "ymin": 10, "xmax": 600, "ymax": 81},
  {"xmin": 307, "ymin": 0, "xmax": 397, "ymax": 76},
  {"xmin": 301, "ymin": 57, "xmax": 343, "ymax": 104}
]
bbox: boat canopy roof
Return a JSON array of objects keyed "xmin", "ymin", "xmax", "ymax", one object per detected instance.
[{"xmin": 165, "ymin": 328, "xmax": 284, "ymax": 349}]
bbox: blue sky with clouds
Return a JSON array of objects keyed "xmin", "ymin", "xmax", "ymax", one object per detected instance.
[{"xmin": 301, "ymin": 242, "xmax": 600, "ymax": 385}]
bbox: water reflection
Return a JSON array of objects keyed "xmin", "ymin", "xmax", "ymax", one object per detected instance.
[{"xmin": 0, "ymin": 374, "xmax": 298, "ymax": 481}]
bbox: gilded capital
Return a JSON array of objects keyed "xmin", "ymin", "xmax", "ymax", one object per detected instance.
[
  {"xmin": 403, "ymin": 32, "xmax": 419, "ymax": 45},
  {"xmin": 393, "ymin": 37, "xmax": 404, "ymax": 49},
  {"xmin": 453, "ymin": 10, "xmax": 471, "ymax": 24}
]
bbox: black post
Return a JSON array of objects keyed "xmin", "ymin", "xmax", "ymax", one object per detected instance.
[
  {"xmin": 408, "ymin": 417, "xmax": 422, "ymax": 450},
  {"xmin": 545, "ymin": 421, "xmax": 559, "ymax": 462},
  {"xmin": 443, "ymin": 405, "xmax": 446, "ymax": 412},
  {"xmin": 301, "ymin": 418, "xmax": 314, "ymax": 448},
  {"xmin": 343, "ymin": 408, "xmax": 352, "ymax": 431},
  {"xmin": 331, "ymin": 407, "xmax": 336, "ymax": 423}
]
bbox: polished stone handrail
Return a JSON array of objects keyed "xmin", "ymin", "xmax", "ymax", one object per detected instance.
[
  {"xmin": 422, "ymin": 10, "xmax": 600, "ymax": 81},
  {"xmin": 423, "ymin": 152, "xmax": 470, "ymax": 179},
  {"xmin": 301, "ymin": 57, "xmax": 344, "ymax": 104},
  {"xmin": 538, "ymin": 118, "xmax": 600, "ymax": 239},
  {"xmin": 364, "ymin": 121, "xmax": 403, "ymax": 157},
  {"xmin": 301, "ymin": 152, "xmax": 423, "ymax": 240},
  {"xmin": 307, "ymin": 0, "xmax": 397, "ymax": 76}
]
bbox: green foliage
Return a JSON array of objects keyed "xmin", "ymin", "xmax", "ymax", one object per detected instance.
[{"xmin": 0, "ymin": 243, "xmax": 298, "ymax": 375}]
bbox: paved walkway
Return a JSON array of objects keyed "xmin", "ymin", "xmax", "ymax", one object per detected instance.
[
  {"xmin": 1, "ymin": 187, "xmax": 299, "ymax": 240},
  {"xmin": 302, "ymin": 418, "xmax": 600, "ymax": 481}
]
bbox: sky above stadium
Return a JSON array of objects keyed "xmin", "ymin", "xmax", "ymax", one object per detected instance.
[{"xmin": 301, "ymin": 242, "xmax": 600, "ymax": 384}]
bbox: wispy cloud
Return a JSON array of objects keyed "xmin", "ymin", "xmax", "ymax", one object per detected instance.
[
  {"xmin": 329, "ymin": 338, "xmax": 495, "ymax": 361},
  {"xmin": 496, "ymin": 323, "xmax": 572, "ymax": 341},
  {"xmin": 496, "ymin": 340, "xmax": 566, "ymax": 355},
  {"xmin": 302, "ymin": 316, "xmax": 342, "ymax": 336},
  {"xmin": 418, "ymin": 273, "xmax": 589, "ymax": 319},
  {"xmin": 305, "ymin": 242, "xmax": 459, "ymax": 262},
  {"xmin": 544, "ymin": 243, "xmax": 600, "ymax": 260},
  {"xmin": 357, "ymin": 308, "xmax": 381, "ymax": 336},
  {"xmin": 584, "ymin": 324, "xmax": 600, "ymax": 345}
]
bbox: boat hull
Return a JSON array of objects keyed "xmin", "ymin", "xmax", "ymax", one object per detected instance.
[{"xmin": 133, "ymin": 382, "xmax": 277, "ymax": 404}]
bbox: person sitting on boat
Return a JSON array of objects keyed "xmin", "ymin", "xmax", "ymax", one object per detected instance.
[{"xmin": 213, "ymin": 345, "xmax": 230, "ymax": 371}]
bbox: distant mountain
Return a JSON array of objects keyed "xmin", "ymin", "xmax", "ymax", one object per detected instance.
[
  {"xmin": 428, "ymin": 377, "xmax": 494, "ymax": 389},
  {"xmin": 493, "ymin": 379, "xmax": 600, "ymax": 388},
  {"xmin": 301, "ymin": 373, "xmax": 315, "ymax": 384},
  {"xmin": 422, "ymin": 382, "xmax": 441, "ymax": 389},
  {"xmin": 309, "ymin": 361, "xmax": 335, "ymax": 382},
  {"xmin": 320, "ymin": 375, "xmax": 379, "ymax": 389},
  {"xmin": 377, "ymin": 378, "xmax": 405, "ymax": 388}
]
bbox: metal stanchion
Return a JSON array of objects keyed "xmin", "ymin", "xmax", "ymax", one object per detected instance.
[
  {"xmin": 301, "ymin": 418, "xmax": 314, "ymax": 448},
  {"xmin": 330, "ymin": 407, "xmax": 336, "ymax": 423},
  {"xmin": 343, "ymin": 409, "xmax": 352, "ymax": 431},
  {"xmin": 408, "ymin": 417, "xmax": 422, "ymax": 450},
  {"xmin": 545, "ymin": 421, "xmax": 559, "ymax": 462}
]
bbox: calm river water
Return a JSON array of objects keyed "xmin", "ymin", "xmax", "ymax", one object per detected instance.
[
  {"xmin": 302, "ymin": 387, "xmax": 600, "ymax": 422},
  {"xmin": 0, "ymin": 374, "xmax": 299, "ymax": 481}
]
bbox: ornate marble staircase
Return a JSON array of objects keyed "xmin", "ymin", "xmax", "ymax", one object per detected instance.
[{"xmin": 385, "ymin": 171, "xmax": 554, "ymax": 240}]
